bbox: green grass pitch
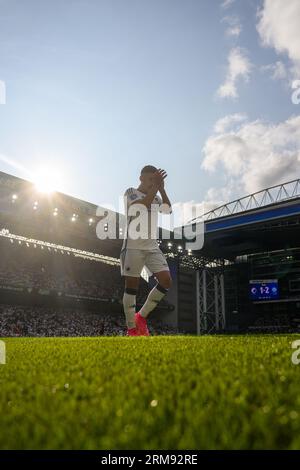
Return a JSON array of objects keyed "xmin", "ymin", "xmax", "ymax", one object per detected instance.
[{"xmin": 1, "ymin": 335, "xmax": 300, "ymax": 450}]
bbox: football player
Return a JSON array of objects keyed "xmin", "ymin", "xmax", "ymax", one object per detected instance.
[{"xmin": 120, "ymin": 165, "xmax": 172, "ymax": 336}]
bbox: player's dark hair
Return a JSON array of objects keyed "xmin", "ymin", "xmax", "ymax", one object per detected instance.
[{"xmin": 140, "ymin": 165, "xmax": 157, "ymax": 175}]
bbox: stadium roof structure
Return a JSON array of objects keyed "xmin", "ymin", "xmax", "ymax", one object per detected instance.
[
  {"xmin": 0, "ymin": 170, "xmax": 125, "ymax": 257},
  {"xmin": 179, "ymin": 178, "xmax": 300, "ymax": 261},
  {"xmin": 0, "ymin": 170, "xmax": 120, "ymax": 220}
]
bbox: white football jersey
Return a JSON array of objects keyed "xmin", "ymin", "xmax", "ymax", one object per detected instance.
[{"xmin": 122, "ymin": 187, "xmax": 171, "ymax": 251}]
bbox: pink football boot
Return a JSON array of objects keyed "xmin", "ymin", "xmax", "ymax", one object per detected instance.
[
  {"xmin": 135, "ymin": 312, "xmax": 150, "ymax": 336},
  {"xmin": 126, "ymin": 327, "xmax": 139, "ymax": 336}
]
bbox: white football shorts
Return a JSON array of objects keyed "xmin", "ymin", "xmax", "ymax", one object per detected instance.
[{"xmin": 120, "ymin": 248, "xmax": 170, "ymax": 278}]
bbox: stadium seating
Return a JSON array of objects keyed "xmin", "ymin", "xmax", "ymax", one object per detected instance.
[
  {"xmin": 0, "ymin": 304, "xmax": 182, "ymax": 337},
  {"xmin": 0, "ymin": 236, "xmax": 177, "ymax": 336}
]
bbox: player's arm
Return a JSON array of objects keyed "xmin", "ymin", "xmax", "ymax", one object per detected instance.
[
  {"xmin": 158, "ymin": 169, "xmax": 172, "ymax": 214},
  {"xmin": 130, "ymin": 185, "xmax": 158, "ymax": 209},
  {"xmin": 159, "ymin": 188, "xmax": 172, "ymax": 213},
  {"xmin": 124, "ymin": 187, "xmax": 158, "ymax": 214}
]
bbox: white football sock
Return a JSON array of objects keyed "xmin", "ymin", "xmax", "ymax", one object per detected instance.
[
  {"xmin": 123, "ymin": 289, "xmax": 137, "ymax": 329},
  {"xmin": 139, "ymin": 284, "xmax": 168, "ymax": 318}
]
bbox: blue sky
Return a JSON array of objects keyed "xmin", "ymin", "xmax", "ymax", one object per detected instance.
[{"xmin": 0, "ymin": 0, "xmax": 299, "ymax": 216}]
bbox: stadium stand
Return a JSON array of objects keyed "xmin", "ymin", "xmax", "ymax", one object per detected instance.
[
  {"xmin": 0, "ymin": 304, "xmax": 182, "ymax": 337},
  {"xmin": 0, "ymin": 234, "xmax": 124, "ymax": 299},
  {"xmin": 247, "ymin": 313, "xmax": 300, "ymax": 334},
  {"xmin": 0, "ymin": 228, "xmax": 176, "ymax": 336}
]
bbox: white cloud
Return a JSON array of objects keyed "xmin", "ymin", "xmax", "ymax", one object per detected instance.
[
  {"xmin": 257, "ymin": 0, "xmax": 300, "ymax": 75},
  {"xmin": 221, "ymin": 15, "xmax": 242, "ymax": 38},
  {"xmin": 204, "ymin": 186, "xmax": 235, "ymax": 210},
  {"xmin": 226, "ymin": 25, "xmax": 242, "ymax": 38},
  {"xmin": 214, "ymin": 113, "xmax": 247, "ymax": 134},
  {"xmin": 202, "ymin": 114, "xmax": 300, "ymax": 198},
  {"xmin": 217, "ymin": 47, "xmax": 252, "ymax": 99},
  {"xmin": 261, "ymin": 61, "xmax": 288, "ymax": 81},
  {"xmin": 221, "ymin": 0, "xmax": 235, "ymax": 10}
]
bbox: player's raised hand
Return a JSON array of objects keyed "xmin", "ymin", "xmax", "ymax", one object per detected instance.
[
  {"xmin": 156, "ymin": 168, "xmax": 167, "ymax": 191},
  {"xmin": 152, "ymin": 169, "xmax": 163, "ymax": 189}
]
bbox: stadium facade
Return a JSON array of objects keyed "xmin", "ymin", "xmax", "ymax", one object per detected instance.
[{"xmin": 178, "ymin": 178, "xmax": 300, "ymax": 334}]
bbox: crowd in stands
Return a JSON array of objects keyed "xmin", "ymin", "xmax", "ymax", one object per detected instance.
[
  {"xmin": 0, "ymin": 237, "xmax": 168, "ymax": 305},
  {"xmin": 3, "ymin": 236, "xmax": 300, "ymax": 336},
  {"xmin": 0, "ymin": 304, "xmax": 182, "ymax": 337},
  {"xmin": 0, "ymin": 238, "xmax": 123, "ymax": 298},
  {"xmin": 0, "ymin": 237, "xmax": 179, "ymax": 336},
  {"xmin": 247, "ymin": 313, "xmax": 300, "ymax": 334}
]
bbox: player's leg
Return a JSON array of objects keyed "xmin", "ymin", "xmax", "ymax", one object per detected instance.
[
  {"xmin": 153, "ymin": 269, "xmax": 172, "ymax": 290},
  {"xmin": 135, "ymin": 250, "xmax": 172, "ymax": 333},
  {"xmin": 120, "ymin": 249, "xmax": 145, "ymax": 335},
  {"xmin": 123, "ymin": 276, "xmax": 140, "ymax": 334},
  {"xmin": 138, "ymin": 270, "xmax": 172, "ymax": 319}
]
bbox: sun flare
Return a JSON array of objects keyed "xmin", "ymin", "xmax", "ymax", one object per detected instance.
[{"xmin": 32, "ymin": 167, "xmax": 63, "ymax": 194}]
